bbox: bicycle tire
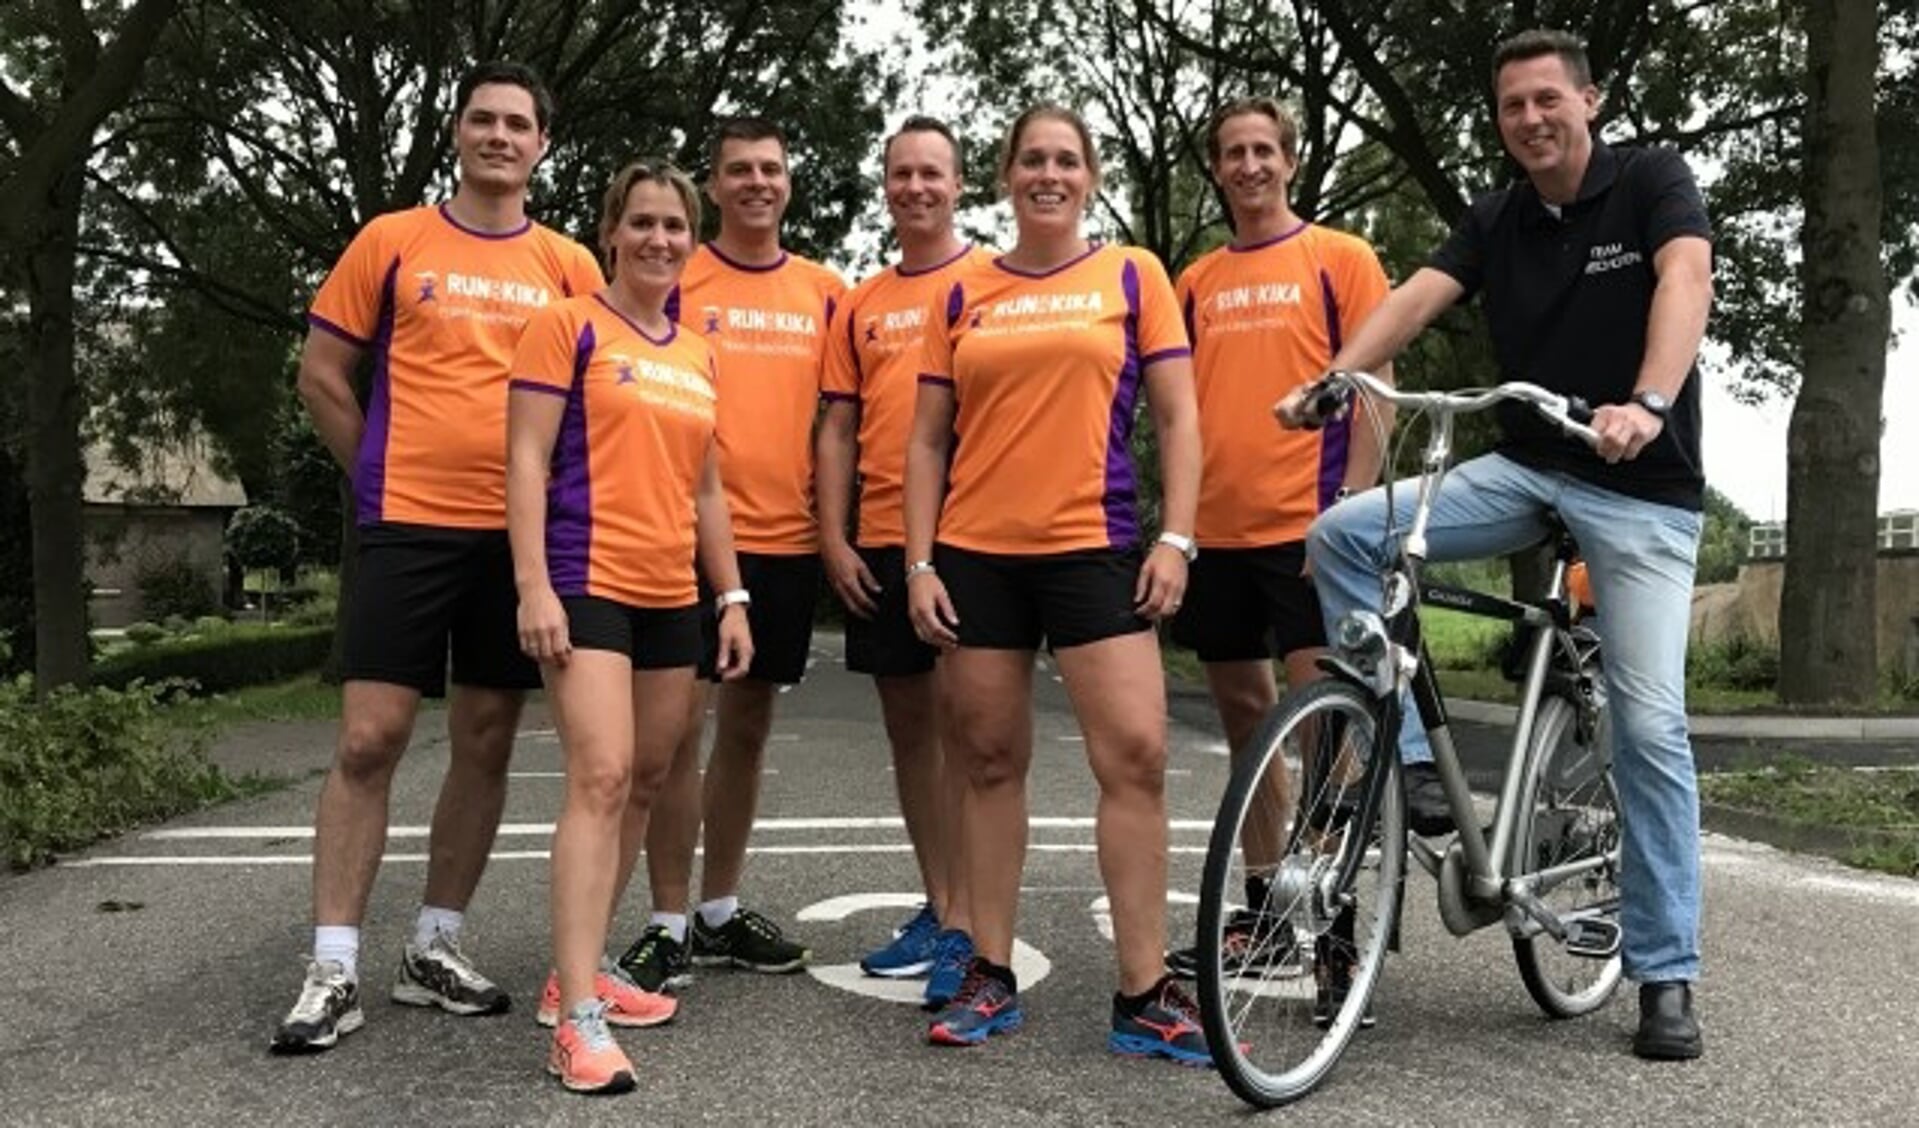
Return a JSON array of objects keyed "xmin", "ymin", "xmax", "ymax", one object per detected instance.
[
  {"xmin": 1196, "ymin": 679, "xmax": 1406, "ymax": 1108},
  {"xmin": 1511, "ymin": 692, "xmax": 1624, "ymax": 1018}
]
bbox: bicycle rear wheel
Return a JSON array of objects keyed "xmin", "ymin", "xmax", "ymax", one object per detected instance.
[
  {"xmin": 1196, "ymin": 679, "xmax": 1406, "ymax": 1108},
  {"xmin": 1511, "ymin": 692, "xmax": 1623, "ymax": 1018}
]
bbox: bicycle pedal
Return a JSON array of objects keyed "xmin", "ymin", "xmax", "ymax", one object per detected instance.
[{"xmin": 1562, "ymin": 917, "xmax": 1621, "ymax": 960}]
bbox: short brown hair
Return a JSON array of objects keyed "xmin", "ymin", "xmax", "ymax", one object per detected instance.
[
  {"xmin": 707, "ymin": 116, "xmax": 788, "ymax": 176},
  {"xmin": 454, "ymin": 61, "xmax": 555, "ymax": 132},
  {"xmin": 1205, "ymin": 97, "xmax": 1300, "ymax": 165},
  {"xmin": 883, "ymin": 115, "xmax": 963, "ymax": 177},
  {"xmin": 996, "ymin": 105, "xmax": 1101, "ymax": 192},
  {"xmin": 597, "ymin": 159, "xmax": 701, "ymax": 274},
  {"xmin": 1492, "ymin": 29, "xmax": 1593, "ymax": 88}
]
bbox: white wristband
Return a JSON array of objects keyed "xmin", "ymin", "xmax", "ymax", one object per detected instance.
[
  {"xmin": 1156, "ymin": 531, "xmax": 1197, "ymax": 563},
  {"xmin": 905, "ymin": 560, "xmax": 937, "ymax": 580},
  {"xmin": 714, "ymin": 588, "xmax": 751, "ymax": 615}
]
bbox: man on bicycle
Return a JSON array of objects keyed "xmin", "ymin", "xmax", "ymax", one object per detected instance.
[{"xmin": 1283, "ymin": 29, "xmax": 1714, "ymax": 1061}]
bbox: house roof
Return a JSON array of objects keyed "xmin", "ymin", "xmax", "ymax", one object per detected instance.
[{"xmin": 83, "ymin": 437, "xmax": 248, "ymax": 508}]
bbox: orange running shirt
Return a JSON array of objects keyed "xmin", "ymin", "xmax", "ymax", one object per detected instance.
[
  {"xmin": 666, "ymin": 245, "xmax": 847, "ymax": 553},
  {"xmin": 308, "ymin": 204, "xmax": 604, "ymax": 529},
  {"xmin": 821, "ymin": 245, "xmax": 990, "ymax": 548},
  {"xmin": 919, "ymin": 244, "xmax": 1190, "ymax": 555},
  {"xmin": 509, "ymin": 294, "xmax": 717, "ymax": 608},
  {"xmin": 1176, "ymin": 223, "xmax": 1389, "ymax": 548}
]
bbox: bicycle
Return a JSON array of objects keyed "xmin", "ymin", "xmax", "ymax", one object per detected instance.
[{"xmin": 1194, "ymin": 370, "xmax": 1622, "ymax": 1107}]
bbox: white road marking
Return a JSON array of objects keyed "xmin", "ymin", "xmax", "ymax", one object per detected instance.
[
  {"xmin": 1089, "ymin": 891, "xmax": 1200, "ymax": 942},
  {"xmin": 142, "ymin": 816, "xmax": 1217, "ymax": 840},
  {"xmin": 798, "ymin": 892, "xmax": 1052, "ymax": 1001},
  {"xmin": 67, "ymin": 843, "xmax": 1218, "ymax": 868}
]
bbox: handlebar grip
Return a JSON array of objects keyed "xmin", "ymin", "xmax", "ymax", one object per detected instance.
[
  {"xmin": 1300, "ymin": 379, "xmax": 1355, "ymax": 429},
  {"xmin": 1564, "ymin": 396, "xmax": 1594, "ymax": 426}
]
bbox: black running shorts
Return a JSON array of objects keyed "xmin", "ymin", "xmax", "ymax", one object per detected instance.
[
  {"xmin": 844, "ymin": 545, "xmax": 938, "ymax": 678},
  {"xmin": 698, "ymin": 552, "xmax": 821, "ymax": 685},
  {"xmin": 932, "ymin": 543, "xmax": 1151, "ymax": 652},
  {"xmin": 561, "ymin": 596, "xmax": 703, "ymax": 669},
  {"xmin": 1170, "ymin": 541, "xmax": 1327, "ymax": 663}
]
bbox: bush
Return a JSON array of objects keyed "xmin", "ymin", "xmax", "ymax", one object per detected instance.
[
  {"xmin": 94, "ymin": 623, "xmax": 332, "ymax": 696},
  {"xmin": 192, "ymin": 615, "xmax": 230, "ymax": 635},
  {"xmin": 1688, "ymin": 633, "xmax": 1780, "ymax": 692},
  {"xmin": 0, "ymin": 677, "xmax": 240, "ymax": 869},
  {"xmin": 136, "ymin": 556, "xmax": 219, "ymax": 622},
  {"xmin": 123, "ymin": 621, "xmax": 167, "ymax": 646}
]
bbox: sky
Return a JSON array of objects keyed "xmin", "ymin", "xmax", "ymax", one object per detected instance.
[{"xmin": 844, "ymin": 4, "xmax": 1916, "ymax": 520}]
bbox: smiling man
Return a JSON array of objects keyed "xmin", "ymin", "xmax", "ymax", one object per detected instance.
[
  {"xmin": 816, "ymin": 117, "xmax": 989, "ymax": 996},
  {"xmin": 1162, "ymin": 98, "xmax": 1394, "ymax": 1002},
  {"xmin": 616, "ymin": 117, "xmax": 847, "ymax": 996},
  {"xmin": 275, "ymin": 61, "xmax": 604, "ymax": 1054}
]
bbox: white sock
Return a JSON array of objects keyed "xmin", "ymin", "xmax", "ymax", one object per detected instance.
[
  {"xmin": 697, "ymin": 896, "xmax": 739, "ymax": 930},
  {"xmin": 314, "ymin": 925, "xmax": 360, "ymax": 979},
  {"xmin": 415, "ymin": 905, "xmax": 464, "ymax": 949},
  {"xmin": 651, "ymin": 912, "xmax": 689, "ymax": 944}
]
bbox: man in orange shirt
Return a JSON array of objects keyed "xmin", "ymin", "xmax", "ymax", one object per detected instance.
[
  {"xmin": 616, "ymin": 118, "xmax": 846, "ymax": 991},
  {"xmin": 817, "ymin": 117, "xmax": 986, "ymax": 993},
  {"xmin": 274, "ymin": 62, "xmax": 604, "ymax": 1053},
  {"xmin": 1163, "ymin": 98, "xmax": 1398, "ymax": 987}
]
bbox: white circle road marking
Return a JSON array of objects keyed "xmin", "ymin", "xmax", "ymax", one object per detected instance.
[{"xmin": 797, "ymin": 892, "xmax": 1051, "ymax": 1002}]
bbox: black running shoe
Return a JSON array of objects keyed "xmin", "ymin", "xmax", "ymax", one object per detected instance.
[
  {"xmin": 390, "ymin": 933, "xmax": 511, "ymax": 1015},
  {"xmin": 690, "ymin": 908, "xmax": 810, "ymax": 973},
  {"xmin": 1166, "ymin": 911, "xmax": 1303, "ymax": 979},
  {"xmin": 270, "ymin": 960, "xmax": 364, "ymax": 1054},
  {"xmin": 1402, "ymin": 762, "xmax": 1457, "ymax": 837},
  {"xmin": 617, "ymin": 924, "xmax": 693, "ymax": 993}
]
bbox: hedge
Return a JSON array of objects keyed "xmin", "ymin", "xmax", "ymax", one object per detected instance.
[{"xmin": 93, "ymin": 625, "xmax": 333, "ymax": 696}]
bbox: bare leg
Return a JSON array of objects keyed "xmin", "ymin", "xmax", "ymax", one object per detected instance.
[
  {"xmin": 940, "ymin": 649, "xmax": 1035, "ymax": 967},
  {"xmin": 313, "ymin": 681, "xmax": 422, "ymax": 926},
  {"xmin": 644, "ymin": 683, "xmax": 710, "ymax": 915},
  {"xmin": 612, "ymin": 668, "xmax": 699, "ymax": 922},
  {"xmin": 876, "ymin": 672, "xmax": 947, "ymax": 917},
  {"xmin": 1203, "ymin": 660, "xmax": 1286, "ymax": 874},
  {"xmin": 421, "ymin": 685, "xmax": 525, "ymax": 911},
  {"xmin": 548, "ymin": 652, "xmax": 636, "ymax": 1014},
  {"xmin": 696, "ymin": 680, "xmax": 778, "ymax": 902},
  {"xmin": 1056, "ymin": 631, "xmax": 1170, "ymax": 996}
]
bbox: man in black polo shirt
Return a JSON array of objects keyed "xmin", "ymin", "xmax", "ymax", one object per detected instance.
[{"xmin": 1287, "ymin": 29, "xmax": 1714, "ymax": 1061}]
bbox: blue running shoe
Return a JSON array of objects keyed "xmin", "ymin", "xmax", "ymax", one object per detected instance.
[
  {"xmin": 927, "ymin": 961, "xmax": 1022, "ymax": 1046},
  {"xmin": 1109, "ymin": 977, "xmax": 1214, "ymax": 1067},
  {"xmin": 860, "ymin": 903, "xmax": 941, "ymax": 978},
  {"xmin": 922, "ymin": 929, "xmax": 974, "ymax": 1009}
]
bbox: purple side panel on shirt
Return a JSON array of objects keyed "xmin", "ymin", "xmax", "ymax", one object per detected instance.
[
  {"xmin": 1316, "ymin": 267, "xmax": 1351, "ymax": 511},
  {"xmin": 353, "ymin": 259, "xmax": 402, "ymax": 526},
  {"xmin": 1103, "ymin": 259, "xmax": 1144, "ymax": 549},
  {"xmin": 546, "ymin": 323, "xmax": 596, "ymax": 595}
]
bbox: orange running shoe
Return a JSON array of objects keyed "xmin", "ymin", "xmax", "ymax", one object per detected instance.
[
  {"xmin": 536, "ymin": 960, "xmax": 679, "ymax": 1028},
  {"xmin": 547, "ymin": 1000, "xmax": 636, "ymax": 1095}
]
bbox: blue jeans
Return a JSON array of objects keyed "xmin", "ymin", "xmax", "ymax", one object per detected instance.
[{"xmin": 1306, "ymin": 453, "xmax": 1704, "ymax": 984}]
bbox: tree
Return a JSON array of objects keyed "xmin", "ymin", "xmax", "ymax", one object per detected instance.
[
  {"xmin": 1779, "ymin": 0, "xmax": 1890, "ymax": 704},
  {"xmin": 0, "ymin": 0, "xmax": 178, "ymax": 693}
]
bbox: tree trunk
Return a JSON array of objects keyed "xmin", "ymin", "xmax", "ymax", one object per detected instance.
[
  {"xmin": 25, "ymin": 160, "xmax": 90, "ymax": 694},
  {"xmin": 1779, "ymin": 0, "xmax": 1889, "ymax": 705}
]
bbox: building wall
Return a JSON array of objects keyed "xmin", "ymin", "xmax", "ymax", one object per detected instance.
[
  {"xmin": 85, "ymin": 506, "xmax": 229, "ymax": 628},
  {"xmin": 1691, "ymin": 555, "xmax": 1919, "ymax": 674}
]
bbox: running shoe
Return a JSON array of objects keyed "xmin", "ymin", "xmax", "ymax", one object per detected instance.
[
  {"xmin": 269, "ymin": 959, "xmax": 363, "ymax": 1054},
  {"xmin": 690, "ymin": 907, "xmax": 810, "ymax": 973},
  {"xmin": 859, "ymin": 902, "xmax": 941, "ymax": 978},
  {"xmin": 616, "ymin": 924, "xmax": 692, "ymax": 993},
  {"xmin": 1109, "ymin": 977, "xmax": 1214, "ymax": 1066},
  {"xmin": 927, "ymin": 961, "xmax": 1022, "ymax": 1046},
  {"xmin": 1165, "ymin": 911, "xmax": 1303, "ymax": 979},
  {"xmin": 922, "ymin": 928, "xmax": 974, "ymax": 1009},
  {"xmin": 536, "ymin": 959, "xmax": 678, "ymax": 1028},
  {"xmin": 390, "ymin": 932, "xmax": 511, "ymax": 1015},
  {"xmin": 547, "ymin": 1000, "xmax": 636, "ymax": 1095}
]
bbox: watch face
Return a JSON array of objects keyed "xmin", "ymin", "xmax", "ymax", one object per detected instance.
[{"xmin": 1635, "ymin": 390, "xmax": 1670, "ymax": 415}]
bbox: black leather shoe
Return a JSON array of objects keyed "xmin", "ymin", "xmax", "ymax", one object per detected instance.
[
  {"xmin": 1633, "ymin": 981, "xmax": 1703, "ymax": 1060},
  {"xmin": 1401, "ymin": 762, "xmax": 1456, "ymax": 836}
]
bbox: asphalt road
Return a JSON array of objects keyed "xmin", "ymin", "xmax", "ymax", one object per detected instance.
[{"xmin": 2, "ymin": 638, "xmax": 1915, "ymax": 1126}]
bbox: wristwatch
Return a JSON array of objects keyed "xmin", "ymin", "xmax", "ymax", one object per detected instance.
[
  {"xmin": 714, "ymin": 587, "xmax": 751, "ymax": 616},
  {"xmin": 1156, "ymin": 531, "xmax": 1198, "ymax": 563},
  {"xmin": 1631, "ymin": 389, "xmax": 1671, "ymax": 419}
]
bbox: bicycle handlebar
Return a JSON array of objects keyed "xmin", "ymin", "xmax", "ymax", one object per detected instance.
[{"xmin": 1300, "ymin": 370, "xmax": 1601, "ymax": 448}]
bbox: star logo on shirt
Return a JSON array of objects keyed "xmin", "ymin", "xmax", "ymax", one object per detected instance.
[
  {"xmin": 969, "ymin": 308, "xmax": 984, "ymax": 329},
  {"xmin": 415, "ymin": 272, "xmax": 438, "ymax": 303},
  {"xmin": 616, "ymin": 361, "xmax": 636, "ymax": 385},
  {"xmin": 703, "ymin": 305, "xmax": 723, "ymax": 335},
  {"xmin": 864, "ymin": 316, "xmax": 880, "ymax": 344}
]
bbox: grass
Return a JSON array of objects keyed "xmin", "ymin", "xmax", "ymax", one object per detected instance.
[
  {"xmin": 1701, "ymin": 760, "xmax": 1919, "ymax": 878},
  {"xmin": 176, "ymin": 673, "xmax": 344, "ymax": 729}
]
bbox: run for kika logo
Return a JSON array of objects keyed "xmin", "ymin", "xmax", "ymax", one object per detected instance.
[
  {"xmin": 1199, "ymin": 280, "xmax": 1303, "ymax": 333},
  {"xmin": 970, "ymin": 290, "xmax": 1104, "ymax": 336},
  {"xmin": 699, "ymin": 303, "xmax": 821, "ymax": 358},
  {"xmin": 608, "ymin": 351, "xmax": 715, "ymax": 418},
  {"xmin": 1585, "ymin": 242, "xmax": 1644, "ymax": 275},
  {"xmin": 412, "ymin": 269, "xmax": 551, "ymax": 327},
  {"xmin": 862, "ymin": 306, "xmax": 925, "ymax": 354},
  {"xmin": 415, "ymin": 271, "xmax": 438, "ymax": 302}
]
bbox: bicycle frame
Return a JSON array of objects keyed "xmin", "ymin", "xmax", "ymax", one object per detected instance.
[{"xmin": 1313, "ymin": 373, "xmax": 1616, "ymax": 950}]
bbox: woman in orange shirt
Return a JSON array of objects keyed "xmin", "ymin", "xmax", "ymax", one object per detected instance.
[
  {"xmin": 903, "ymin": 105, "xmax": 1211, "ymax": 1064},
  {"xmin": 507, "ymin": 160, "xmax": 752, "ymax": 1094}
]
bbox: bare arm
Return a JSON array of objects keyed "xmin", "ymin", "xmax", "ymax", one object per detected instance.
[
  {"xmin": 295, "ymin": 327, "xmax": 368, "ymax": 472},
  {"xmin": 814, "ymin": 398, "xmax": 879, "ymax": 615},
  {"xmin": 695, "ymin": 442, "xmax": 753, "ymax": 679},
  {"xmin": 1341, "ymin": 359, "xmax": 1396, "ymax": 491},
  {"xmin": 902, "ymin": 381, "xmax": 960, "ymax": 648},
  {"xmin": 1136, "ymin": 355, "xmax": 1199, "ymax": 619},
  {"xmin": 506, "ymin": 386, "xmax": 570, "ymax": 664},
  {"xmin": 1327, "ymin": 268, "xmax": 1464, "ymax": 376},
  {"xmin": 1592, "ymin": 234, "xmax": 1714, "ymax": 463}
]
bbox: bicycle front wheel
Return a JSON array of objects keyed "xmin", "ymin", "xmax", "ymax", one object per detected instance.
[
  {"xmin": 1196, "ymin": 679, "xmax": 1406, "ymax": 1108},
  {"xmin": 1511, "ymin": 692, "xmax": 1623, "ymax": 1018}
]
